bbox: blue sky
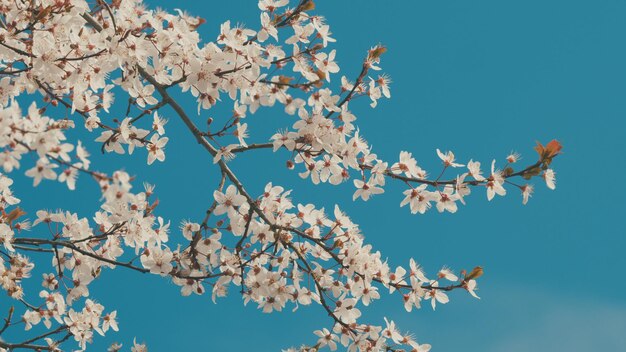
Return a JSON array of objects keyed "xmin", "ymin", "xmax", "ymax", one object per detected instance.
[{"xmin": 3, "ymin": 0, "xmax": 626, "ymax": 351}]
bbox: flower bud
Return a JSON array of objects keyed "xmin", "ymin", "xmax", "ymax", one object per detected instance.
[{"xmin": 465, "ymin": 266, "xmax": 484, "ymax": 281}]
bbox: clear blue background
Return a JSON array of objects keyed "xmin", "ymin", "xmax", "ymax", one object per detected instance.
[{"xmin": 3, "ymin": 1, "xmax": 626, "ymax": 351}]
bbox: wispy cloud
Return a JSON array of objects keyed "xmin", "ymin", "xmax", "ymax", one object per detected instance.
[{"xmin": 487, "ymin": 286, "xmax": 626, "ymax": 352}]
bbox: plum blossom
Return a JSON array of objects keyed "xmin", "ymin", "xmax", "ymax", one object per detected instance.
[
  {"xmin": 213, "ymin": 185, "xmax": 246, "ymax": 216},
  {"xmin": 436, "ymin": 149, "xmax": 464, "ymax": 168},
  {"xmin": 543, "ymin": 169, "xmax": 557, "ymax": 190},
  {"xmin": 352, "ymin": 179, "xmax": 384, "ymax": 201},
  {"xmin": 400, "ymin": 184, "xmax": 433, "ymax": 214},
  {"xmin": 486, "ymin": 160, "xmax": 507, "ymax": 201}
]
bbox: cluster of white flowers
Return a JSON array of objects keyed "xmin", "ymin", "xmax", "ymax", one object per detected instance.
[
  {"xmin": 198, "ymin": 182, "xmax": 480, "ymax": 351},
  {"xmin": 0, "ymin": 0, "xmax": 560, "ymax": 351},
  {"xmin": 275, "ymin": 103, "xmax": 559, "ymax": 213},
  {"xmin": 0, "ymin": 170, "xmax": 164, "ymax": 350},
  {"xmin": 0, "ymin": 163, "xmax": 473, "ymax": 351},
  {"xmin": 0, "ymin": 102, "xmax": 92, "ymax": 190}
]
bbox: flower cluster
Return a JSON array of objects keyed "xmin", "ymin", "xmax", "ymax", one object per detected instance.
[
  {"xmin": 0, "ymin": 102, "xmax": 93, "ymax": 190},
  {"xmin": 0, "ymin": 0, "xmax": 560, "ymax": 351},
  {"xmin": 0, "ymin": 170, "xmax": 164, "ymax": 350}
]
